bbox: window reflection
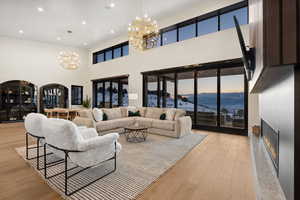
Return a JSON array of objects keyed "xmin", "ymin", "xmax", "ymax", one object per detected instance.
[
  {"xmin": 220, "ymin": 7, "xmax": 248, "ymax": 30},
  {"xmin": 162, "ymin": 30, "xmax": 177, "ymax": 45},
  {"xmin": 197, "ymin": 17, "xmax": 218, "ymax": 36},
  {"xmin": 179, "ymin": 23, "xmax": 196, "ymax": 41}
]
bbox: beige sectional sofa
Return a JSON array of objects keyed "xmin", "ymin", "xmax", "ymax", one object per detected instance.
[{"xmin": 73, "ymin": 107, "xmax": 192, "ymax": 138}]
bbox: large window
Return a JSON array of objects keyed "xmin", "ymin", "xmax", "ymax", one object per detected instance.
[
  {"xmin": 177, "ymin": 71, "xmax": 195, "ymax": 121},
  {"xmin": 162, "ymin": 29, "xmax": 177, "ymax": 45},
  {"xmin": 220, "ymin": 67, "xmax": 245, "ymax": 128},
  {"xmin": 220, "ymin": 7, "xmax": 248, "ymax": 30},
  {"xmin": 93, "ymin": 76, "xmax": 129, "ymax": 108},
  {"xmin": 146, "ymin": 75, "xmax": 158, "ymax": 107},
  {"xmin": 71, "ymin": 85, "xmax": 83, "ymax": 105},
  {"xmin": 142, "ymin": 59, "xmax": 248, "ymax": 135},
  {"xmin": 196, "ymin": 70, "xmax": 217, "ymax": 126},
  {"xmin": 120, "ymin": 78, "xmax": 129, "ymax": 106},
  {"xmin": 145, "ymin": 1, "xmax": 248, "ymax": 49},
  {"xmin": 93, "ymin": 42, "xmax": 129, "ymax": 64},
  {"xmin": 197, "ymin": 17, "xmax": 218, "ymax": 36},
  {"xmin": 163, "ymin": 73, "xmax": 175, "ymax": 108},
  {"xmin": 178, "ymin": 23, "xmax": 196, "ymax": 41},
  {"xmin": 40, "ymin": 84, "xmax": 68, "ymax": 111}
]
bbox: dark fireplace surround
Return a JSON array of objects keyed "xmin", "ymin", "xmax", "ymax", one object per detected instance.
[{"xmin": 261, "ymin": 119, "xmax": 279, "ymax": 175}]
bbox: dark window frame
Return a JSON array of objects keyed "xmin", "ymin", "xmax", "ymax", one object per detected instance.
[
  {"xmin": 92, "ymin": 42, "xmax": 129, "ymax": 64},
  {"xmin": 91, "ymin": 75, "xmax": 129, "ymax": 108},
  {"xmin": 153, "ymin": 1, "xmax": 248, "ymax": 48},
  {"xmin": 71, "ymin": 85, "xmax": 83, "ymax": 105},
  {"xmin": 141, "ymin": 58, "xmax": 248, "ymax": 136}
]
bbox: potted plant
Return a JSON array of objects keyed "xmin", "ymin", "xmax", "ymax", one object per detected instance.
[{"xmin": 82, "ymin": 95, "xmax": 91, "ymax": 109}]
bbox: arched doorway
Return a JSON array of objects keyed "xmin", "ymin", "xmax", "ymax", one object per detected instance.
[
  {"xmin": 0, "ymin": 80, "xmax": 37, "ymax": 122},
  {"xmin": 40, "ymin": 84, "xmax": 68, "ymax": 112}
]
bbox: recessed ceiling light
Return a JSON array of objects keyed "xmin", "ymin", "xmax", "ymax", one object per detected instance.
[
  {"xmin": 109, "ymin": 2, "xmax": 115, "ymax": 8},
  {"xmin": 105, "ymin": 2, "xmax": 115, "ymax": 9},
  {"xmin": 56, "ymin": 37, "xmax": 61, "ymax": 41},
  {"xmin": 19, "ymin": 30, "xmax": 24, "ymax": 34},
  {"xmin": 37, "ymin": 7, "xmax": 44, "ymax": 12},
  {"xmin": 82, "ymin": 20, "xmax": 86, "ymax": 25},
  {"xmin": 110, "ymin": 29, "xmax": 115, "ymax": 34},
  {"xmin": 83, "ymin": 42, "xmax": 88, "ymax": 46}
]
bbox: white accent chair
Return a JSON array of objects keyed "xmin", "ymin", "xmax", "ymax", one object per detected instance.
[
  {"xmin": 42, "ymin": 118, "xmax": 122, "ymax": 196},
  {"xmin": 24, "ymin": 113, "xmax": 48, "ymax": 170}
]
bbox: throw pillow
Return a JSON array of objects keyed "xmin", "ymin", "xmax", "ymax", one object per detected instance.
[
  {"xmin": 160, "ymin": 113, "xmax": 166, "ymax": 120},
  {"xmin": 128, "ymin": 110, "xmax": 141, "ymax": 117},
  {"xmin": 127, "ymin": 106, "xmax": 137, "ymax": 116},
  {"xmin": 92, "ymin": 108, "xmax": 103, "ymax": 122},
  {"xmin": 166, "ymin": 109, "xmax": 176, "ymax": 120},
  {"xmin": 103, "ymin": 112, "xmax": 108, "ymax": 121}
]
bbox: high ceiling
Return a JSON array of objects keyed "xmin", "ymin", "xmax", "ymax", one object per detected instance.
[{"xmin": 0, "ymin": 0, "xmax": 201, "ymax": 48}]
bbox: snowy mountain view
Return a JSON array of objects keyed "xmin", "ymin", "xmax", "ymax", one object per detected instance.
[{"xmin": 147, "ymin": 92, "xmax": 244, "ymax": 115}]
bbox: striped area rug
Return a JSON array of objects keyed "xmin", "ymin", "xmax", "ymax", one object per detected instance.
[{"xmin": 16, "ymin": 133, "xmax": 206, "ymax": 200}]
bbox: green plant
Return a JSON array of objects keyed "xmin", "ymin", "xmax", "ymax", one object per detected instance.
[{"xmin": 82, "ymin": 95, "xmax": 91, "ymax": 108}]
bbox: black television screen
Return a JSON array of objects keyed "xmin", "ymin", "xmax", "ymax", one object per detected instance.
[{"xmin": 233, "ymin": 16, "xmax": 254, "ymax": 80}]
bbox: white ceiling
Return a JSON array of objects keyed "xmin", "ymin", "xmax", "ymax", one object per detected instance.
[{"xmin": 0, "ymin": 0, "xmax": 202, "ymax": 48}]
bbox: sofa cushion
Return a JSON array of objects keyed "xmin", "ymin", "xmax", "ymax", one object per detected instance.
[
  {"xmin": 92, "ymin": 108, "xmax": 103, "ymax": 122},
  {"xmin": 78, "ymin": 109, "xmax": 93, "ymax": 119},
  {"xmin": 174, "ymin": 109, "xmax": 186, "ymax": 120},
  {"xmin": 137, "ymin": 107, "xmax": 147, "ymax": 117},
  {"xmin": 103, "ymin": 108, "xmax": 122, "ymax": 120},
  {"xmin": 145, "ymin": 107, "xmax": 164, "ymax": 119},
  {"xmin": 96, "ymin": 118, "xmax": 134, "ymax": 132},
  {"xmin": 165, "ymin": 108, "xmax": 176, "ymax": 121},
  {"xmin": 160, "ymin": 113, "xmax": 166, "ymax": 120},
  {"xmin": 152, "ymin": 119, "xmax": 175, "ymax": 131},
  {"xmin": 128, "ymin": 110, "xmax": 141, "ymax": 117},
  {"xmin": 135, "ymin": 117, "xmax": 153, "ymax": 127},
  {"xmin": 119, "ymin": 107, "xmax": 128, "ymax": 118}
]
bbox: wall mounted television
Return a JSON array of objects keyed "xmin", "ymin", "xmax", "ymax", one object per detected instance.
[{"xmin": 233, "ymin": 16, "xmax": 255, "ymax": 81}]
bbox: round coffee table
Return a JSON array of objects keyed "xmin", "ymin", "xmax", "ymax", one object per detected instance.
[{"xmin": 124, "ymin": 125, "xmax": 148, "ymax": 143}]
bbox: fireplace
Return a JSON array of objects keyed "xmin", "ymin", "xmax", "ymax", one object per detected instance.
[{"xmin": 261, "ymin": 119, "xmax": 279, "ymax": 175}]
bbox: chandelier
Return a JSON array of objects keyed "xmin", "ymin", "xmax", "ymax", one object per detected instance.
[
  {"xmin": 58, "ymin": 51, "xmax": 80, "ymax": 70},
  {"xmin": 128, "ymin": 14, "xmax": 159, "ymax": 51}
]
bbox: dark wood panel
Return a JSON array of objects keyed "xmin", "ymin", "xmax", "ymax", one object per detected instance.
[
  {"xmin": 263, "ymin": 0, "xmax": 281, "ymax": 66},
  {"xmin": 282, "ymin": 0, "xmax": 298, "ymax": 64},
  {"xmin": 298, "ymin": 0, "xmax": 300, "ymax": 64}
]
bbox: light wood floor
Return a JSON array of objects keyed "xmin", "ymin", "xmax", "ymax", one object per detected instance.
[{"xmin": 0, "ymin": 123, "xmax": 256, "ymax": 200}]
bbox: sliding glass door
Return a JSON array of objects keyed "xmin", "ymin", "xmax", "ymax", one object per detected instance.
[
  {"xmin": 93, "ymin": 76, "xmax": 129, "ymax": 108},
  {"xmin": 220, "ymin": 67, "xmax": 245, "ymax": 129},
  {"xmin": 177, "ymin": 71, "xmax": 195, "ymax": 122},
  {"xmin": 146, "ymin": 75, "xmax": 158, "ymax": 107},
  {"xmin": 142, "ymin": 60, "xmax": 248, "ymax": 135},
  {"xmin": 163, "ymin": 73, "xmax": 175, "ymax": 108},
  {"xmin": 196, "ymin": 69, "xmax": 218, "ymax": 126},
  {"xmin": 120, "ymin": 78, "xmax": 128, "ymax": 107}
]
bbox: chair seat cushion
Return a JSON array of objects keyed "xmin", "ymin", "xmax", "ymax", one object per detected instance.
[{"xmin": 152, "ymin": 119, "xmax": 175, "ymax": 131}]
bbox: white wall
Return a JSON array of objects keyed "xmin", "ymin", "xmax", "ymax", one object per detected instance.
[
  {"xmin": 0, "ymin": 36, "xmax": 89, "ymax": 108},
  {"xmin": 88, "ymin": 26, "xmax": 249, "ymax": 105}
]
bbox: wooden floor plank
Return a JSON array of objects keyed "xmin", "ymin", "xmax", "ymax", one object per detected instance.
[{"xmin": 0, "ymin": 123, "xmax": 256, "ymax": 200}]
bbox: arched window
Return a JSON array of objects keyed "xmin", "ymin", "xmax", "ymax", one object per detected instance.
[{"xmin": 40, "ymin": 84, "xmax": 68, "ymax": 112}]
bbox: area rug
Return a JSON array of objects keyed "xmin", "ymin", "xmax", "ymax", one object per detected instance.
[{"xmin": 16, "ymin": 133, "xmax": 206, "ymax": 200}]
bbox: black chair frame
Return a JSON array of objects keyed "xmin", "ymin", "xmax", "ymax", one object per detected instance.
[
  {"xmin": 25, "ymin": 132, "xmax": 54, "ymax": 170},
  {"xmin": 43, "ymin": 141, "xmax": 117, "ymax": 196}
]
